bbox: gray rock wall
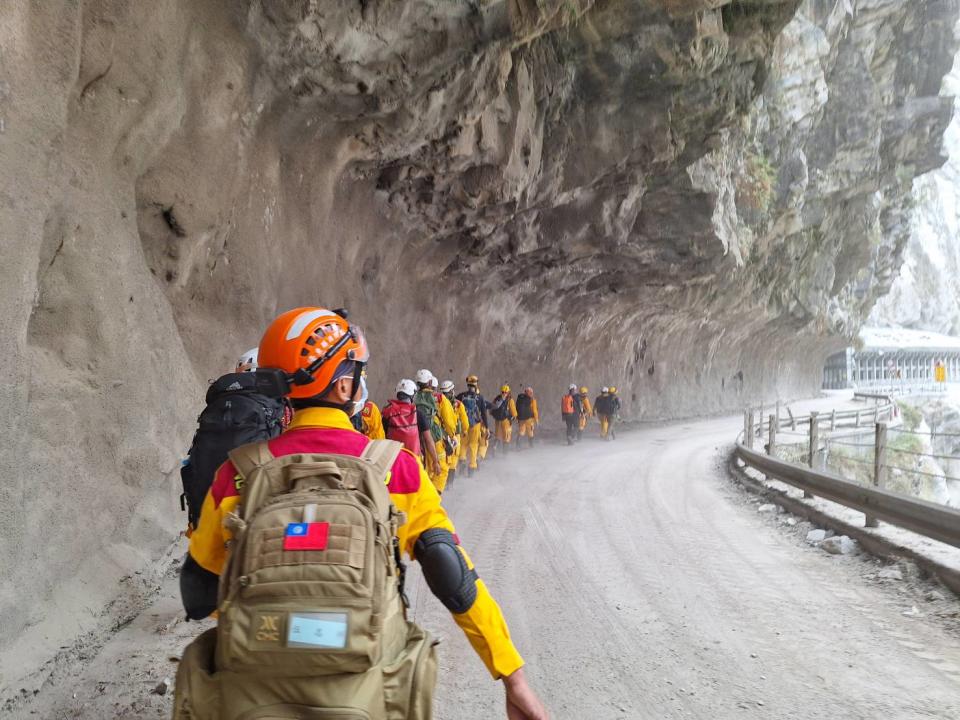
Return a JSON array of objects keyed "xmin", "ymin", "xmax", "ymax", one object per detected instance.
[
  {"xmin": 871, "ymin": 49, "xmax": 960, "ymax": 335},
  {"xmin": 1, "ymin": 0, "xmax": 957, "ymax": 694}
]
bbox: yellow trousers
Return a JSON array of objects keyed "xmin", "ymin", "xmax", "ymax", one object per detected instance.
[
  {"xmin": 429, "ymin": 440, "xmax": 449, "ymax": 494},
  {"xmin": 599, "ymin": 414, "xmax": 610, "ymax": 438},
  {"xmin": 463, "ymin": 424, "xmax": 482, "ymax": 469},
  {"xmin": 478, "ymin": 427, "xmax": 489, "ymax": 460},
  {"xmin": 496, "ymin": 419, "xmax": 513, "ymax": 444},
  {"xmin": 579, "ymin": 414, "xmax": 589, "ymax": 431},
  {"xmin": 519, "ymin": 418, "xmax": 537, "ymax": 438}
]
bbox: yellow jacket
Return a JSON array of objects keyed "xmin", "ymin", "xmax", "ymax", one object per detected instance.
[
  {"xmin": 437, "ymin": 393, "xmax": 459, "ymax": 437},
  {"xmin": 580, "ymin": 396, "xmax": 593, "ymax": 417},
  {"xmin": 189, "ymin": 407, "xmax": 523, "ymax": 679},
  {"xmin": 360, "ymin": 400, "xmax": 385, "ymax": 439},
  {"xmin": 452, "ymin": 397, "xmax": 470, "ymax": 436},
  {"xmin": 529, "ymin": 398, "xmax": 540, "ymax": 424}
]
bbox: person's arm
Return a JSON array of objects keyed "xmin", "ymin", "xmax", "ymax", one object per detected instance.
[
  {"xmin": 509, "ymin": 398, "xmax": 517, "ymax": 421},
  {"xmin": 423, "ymin": 432, "xmax": 441, "ymax": 473},
  {"xmin": 417, "ymin": 408, "xmax": 441, "ymax": 474},
  {"xmin": 399, "ymin": 467, "xmax": 524, "ymax": 674},
  {"xmin": 182, "ymin": 462, "xmax": 241, "ymax": 618},
  {"xmin": 392, "ymin": 456, "xmax": 547, "ymax": 718},
  {"xmin": 532, "ymin": 399, "xmax": 539, "ymax": 425},
  {"xmin": 439, "ymin": 396, "xmax": 458, "ymax": 436}
]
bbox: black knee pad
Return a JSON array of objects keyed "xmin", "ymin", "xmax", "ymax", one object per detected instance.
[{"xmin": 414, "ymin": 528, "xmax": 479, "ymax": 614}]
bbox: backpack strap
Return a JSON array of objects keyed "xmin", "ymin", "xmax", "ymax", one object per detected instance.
[
  {"xmin": 227, "ymin": 441, "xmax": 275, "ymax": 521},
  {"xmin": 361, "ymin": 439, "xmax": 404, "ymax": 482},
  {"xmin": 227, "ymin": 440, "xmax": 275, "ymax": 479}
]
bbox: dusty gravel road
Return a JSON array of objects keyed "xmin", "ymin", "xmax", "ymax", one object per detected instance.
[
  {"xmin": 10, "ymin": 400, "xmax": 960, "ymax": 719},
  {"xmin": 415, "ymin": 404, "xmax": 960, "ymax": 720}
]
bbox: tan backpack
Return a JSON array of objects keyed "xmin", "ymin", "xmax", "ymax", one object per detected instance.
[{"xmin": 173, "ymin": 439, "xmax": 438, "ymax": 720}]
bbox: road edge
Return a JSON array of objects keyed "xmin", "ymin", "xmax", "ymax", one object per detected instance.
[{"xmin": 726, "ymin": 450, "xmax": 960, "ymax": 597}]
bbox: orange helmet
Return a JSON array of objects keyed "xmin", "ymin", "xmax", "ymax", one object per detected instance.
[{"xmin": 258, "ymin": 307, "xmax": 369, "ymax": 399}]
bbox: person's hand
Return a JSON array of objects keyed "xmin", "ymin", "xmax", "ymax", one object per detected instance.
[{"xmin": 503, "ymin": 667, "xmax": 548, "ymax": 720}]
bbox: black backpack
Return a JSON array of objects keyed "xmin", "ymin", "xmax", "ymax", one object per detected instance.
[
  {"xmin": 595, "ymin": 395, "xmax": 613, "ymax": 416},
  {"xmin": 458, "ymin": 392, "xmax": 483, "ymax": 427},
  {"xmin": 491, "ymin": 395, "xmax": 512, "ymax": 421},
  {"xmin": 180, "ymin": 372, "xmax": 287, "ymax": 530},
  {"xmin": 515, "ymin": 394, "xmax": 534, "ymax": 420}
]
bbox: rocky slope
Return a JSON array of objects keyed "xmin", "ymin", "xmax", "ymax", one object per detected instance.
[
  {"xmin": 2, "ymin": 0, "xmax": 958, "ymax": 697},
  {"xmin": 871, "ymin": 55, "xmax": 960, "ymax": 335}
]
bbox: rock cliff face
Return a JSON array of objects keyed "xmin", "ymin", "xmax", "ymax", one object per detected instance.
[
  {"xmin": 2, "ymin": 0, "xmax": 957, "ymax": 694},
  {"xmin": 871, "ymin": 55, "xmax": 960, "ymax": 336}
]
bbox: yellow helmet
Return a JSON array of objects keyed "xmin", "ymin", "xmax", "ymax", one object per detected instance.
[
  {"xmin": 609, "ymin": 386, "xmax": 617, "ymax": 394},
  {"xmin": 579, "ymin": 386, "xmax": 588, "ymax": 395},
  {"xmin": 501, "ymin": 384, "xmax": 510, "ymax": 393},
  {"xmin": 466, "ymin": 374, "xmax": 479, "ymax": 385}
]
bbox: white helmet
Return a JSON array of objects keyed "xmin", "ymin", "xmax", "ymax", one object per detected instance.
[
  {"xmin": 440, "ymin": 380, "xmax": 455, "ymax": 394},
  {"xmin": 602, "ymin": 386, "xmax": 609, "ymax": 393},
  {"xmin": 569, "ymin": 383, "xmax": 577, "ymax": 391},
  {"xmin": 236, "ymin": 347, "xmax": 259, "ymax": 372},
  {"xmin": 431, "ymin": 376, "xmax": 438, "ymax": 389},
  {"xmin": 415, "ymin": 369, "xmax": 433, "ymax": 385},
  {"xmin": 396, "ymin": 378, "xmax": 416, "ymax": 397}
]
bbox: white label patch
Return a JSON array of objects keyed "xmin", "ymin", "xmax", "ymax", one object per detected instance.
[{"xmin": 286, "ymin": 612, "xmax": 348, "ymax": 649}]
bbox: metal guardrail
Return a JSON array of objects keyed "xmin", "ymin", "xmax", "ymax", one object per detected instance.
[
  {"xmin": 853, "ymin": 391, "xmax": 893, "ymax": 402},
  {"xmin": 853, "ymin": 382, "xmax": 947, "ymax": 397},
  {"xmin": 738, "ymin": 401, "xmax": 895, "ymax": 443},
  {"xmin": 734, "ymin": 444, "xmax": 960, "ymax": 549},
  {"xmin": 734, "ymin": 397, "xmax": 960, "ymax": 548}
]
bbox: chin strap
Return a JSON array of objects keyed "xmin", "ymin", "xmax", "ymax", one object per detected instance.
[
  {"xmin": 290, "ymin": 361, "xmax": 366, "ymax": 414},
  {"xmin": 350, "ymin": 362, "xmax": 364, "ymax": 407}
]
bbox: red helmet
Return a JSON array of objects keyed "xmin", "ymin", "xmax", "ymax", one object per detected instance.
[{"xmin": 258, "ymin": 307, "xmax": 368, "ymax": 399}]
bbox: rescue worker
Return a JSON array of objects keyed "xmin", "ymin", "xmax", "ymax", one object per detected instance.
[
  {"xmin": 595, "ymin": 387, "xmax": 614, "ymax": 441},
  {"xmin": 470, "ymin": 375, "xmax": 493, "ymax": 462},
  {"xmin": 415, "ymin": 369, "xmax": 449, "ymax": 493},
  {"xmin": 433, "ymin": 376, "xmax": 460, "ymax": 486},
  {"xmin": 578, "ymin": 386, "xmax": 592, "ymax": 440},
  {"xmin": 457, "ymin": 375, "xmax": 489, "ymax": 475},
  {"xmin": 561, "ymin": 384, "xmax": 581, "ymax": 446},
  {"xmin": 356, "ymin": 400, "xmax": 384, "ymax": 438},
  {"xmin": 490, "ymin": 384, "xmax": 517, "ymax": 452},
  {"xmin": 516, "ymin": 386, "xmax": 539, "ymax": 448},
  {"xmin": 382, "ymin": 379, "xmax": 441, "ymax": 471},
  {"xmin": 235, "ymin": 347, "xmax": 259, "ymax": 373},
  {"xmin": 608, "ymin": 386, "xmax": 622, "ymax": 440},
  {"xmin": 180, "ymin": 307, "xmax": 547, "ymax": 719},
  {"xmin": 441, "ymin": 380, "xmax": 470, "ymax": 475},
  {"xmin": 350, "ymin": 370, "xmax": 385, "ymax": 439}
]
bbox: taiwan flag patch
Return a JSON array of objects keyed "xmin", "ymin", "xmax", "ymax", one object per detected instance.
[{"xmin": 283, "ymin": 522, "xmax": 330, "ymax": 551}]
